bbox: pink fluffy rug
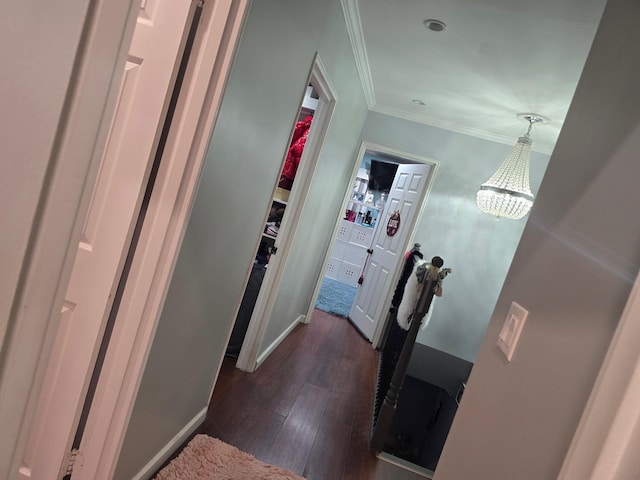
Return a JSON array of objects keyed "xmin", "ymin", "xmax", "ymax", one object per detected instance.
[{"xmin": 153, "ymin": 434, "xmax": 305, "ymax": 480}]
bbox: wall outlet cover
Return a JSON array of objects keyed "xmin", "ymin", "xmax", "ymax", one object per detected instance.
[{"xmin": 497, "ymin": 301, "xmax": 528, "ymax": 362}]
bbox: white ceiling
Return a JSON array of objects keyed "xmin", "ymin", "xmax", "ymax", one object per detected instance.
[{"xmin": 343, "ymin": 0, "xmax": 607, "ymax": 154}]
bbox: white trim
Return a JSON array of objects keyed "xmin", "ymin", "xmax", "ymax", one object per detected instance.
[
  {"xmin": 302, "ymin": 61, "xmax": 344, "ymax": 325},
  {"xmin": 3, "ymin": 1, "xmax": 140, "ymax": 478},
  {"xmin": 340, "ymin": 0, "xmax": 376, "ymax": 108},
  {"xmin": 72, "ymin": 2, "xmax": 250, "ymax": 479},
  {"xmin": 130, "ymin": 407, "xmax": 207, "ymax": 480},
  {"xmin": 256, "ymin": 315, "xmax": 306, "ymax": 368},
  {"xmin": 236, "ymin": 54, "xmax": 338, "ymax": 373},
  {"xmin": 377, "ymin": 452, "xmax": 433, "ymax": 478},
  {"xmin": 369, "ymin": 104, "xmax": 554, "ymax": 156},
  {"xmin": 558, "ymin": 269, "xmax": 640, "ymax": 480}
]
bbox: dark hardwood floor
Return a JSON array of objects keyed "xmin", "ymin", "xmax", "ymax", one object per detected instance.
[{"xmin": 198, "ymin": 309, "xmax": 381, "ymax": 480}]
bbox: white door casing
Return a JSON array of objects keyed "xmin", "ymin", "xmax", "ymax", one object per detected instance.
[
  {"xmin": 19, "ymin": 2, "xmax": 193, "ymax": 478},
  {"xmin": 558, "ymin": 269, "xmax": 640, "ymax": 479},
  {"xmin": 349, "ymin": 162, "xmax": 432, "ymax": 342},
  {"xmin": 236, "ymin": 56, "xmax": 338, "ymax": 372},
  {"xmin": 71, "ymin": 2, "xmax": 249, "ymax": 479}
]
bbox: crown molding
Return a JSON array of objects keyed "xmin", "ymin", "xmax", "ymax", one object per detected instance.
[
  {"xmin": 370, "ymin": 104, "xmax": 555, "ymax": 155},
  {"xmin": 341, "ymin": 0, "xmax": 554, "ymax": 156},
  {"xmin": 341, "ymin": 0, "xmax": 376, "ymax": 108}
]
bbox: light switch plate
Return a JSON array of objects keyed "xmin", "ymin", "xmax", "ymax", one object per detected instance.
[{"xmin": 497, "ymin": 301, "xmax": 528, "ymax": 361}]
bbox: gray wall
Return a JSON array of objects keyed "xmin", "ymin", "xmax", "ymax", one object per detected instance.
[
  {"xmin": 361, "ymin": 113, "xmax": 550, "ymax": 362},
  {"xmin": 435, "ymin": 0, "xmax": 640, "ymax": 478},
  {"xmin": 259, "ymin": 0, "xmax": 369, "ymax": 353},
  {"xmin": 114, "ymin": 0, "xmax": 368, "ymax": 477}
]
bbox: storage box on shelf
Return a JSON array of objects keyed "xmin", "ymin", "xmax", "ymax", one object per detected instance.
[
  {"xmin": 261, "ymin": 195, "xmax": 288, "ymax": 256},
  {"xmin": 325, "ymin": 220, "xmax": 375, "ymax": 286}
]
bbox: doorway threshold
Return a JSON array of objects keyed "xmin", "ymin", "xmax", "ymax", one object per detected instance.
[{"xmin": 377, "ymin": 452, "xmax": 434, "ymax": 479}]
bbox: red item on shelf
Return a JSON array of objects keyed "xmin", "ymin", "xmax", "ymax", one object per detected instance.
[{"xmin": 278, "ymin": 115, "xmax": 313, "ymax": 190}]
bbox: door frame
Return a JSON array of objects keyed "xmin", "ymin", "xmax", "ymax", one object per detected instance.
[
  {"xmin": 235, "ymin": 54, "xmax": 338, "ymax": 373},
  {"xmin": 20, "ymin": 1, "xmax": 197, "ymax": 478},
  {"xmin": 7, "ymin": 0, "xmax": 250, "ymax": 479},
  {"xmin": 3, "ymin": 0, "xmax": 141, "ymax": 477},
  {"xmin": 558, "ymin": 268, "xmax": 640, "ymax": 479},
  {"xmin": 70, "ymin": 1, "xmax": 250, "ymax": 479},
  {"xmin": 307, "ymin": 141, "xmax": 439, "ymax": 349}
]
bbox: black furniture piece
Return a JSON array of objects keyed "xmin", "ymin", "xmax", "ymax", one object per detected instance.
[
  {"xmin": 371, "ymin": 255, "xmax": 466, "ymax": 473},
  {"xmin": 225, "ymin": 263, "xmax": 266, "ymax": 358}
]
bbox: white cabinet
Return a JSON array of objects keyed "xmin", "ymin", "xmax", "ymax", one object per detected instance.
[
  {"xmin": 326, "ymin": 221, "xmax": 376, "ymax": 286},
  {"xmin": 325, "ymin": 169, "xmax": 383, "ymax": 286}
]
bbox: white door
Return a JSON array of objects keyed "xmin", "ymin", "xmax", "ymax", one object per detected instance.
[
  {"xmin": 20, "ymin": 2, "xmax": 193, "ymax": 479},
  {"xmin": 349, "ymin": 163, "xmax": 432, "ymax": 341}
]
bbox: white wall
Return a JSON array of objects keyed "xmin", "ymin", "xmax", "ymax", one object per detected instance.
[
  {"xmin": 361, "ymin": 113, "xmax": 550, "ymax": 362},
  {"xmin": 435, "ymin": 0, "xmax": 640, "ymax": 478},
  {"xmin": 114, "ymin": 1, "xmax": 368, "ymax": 477}
]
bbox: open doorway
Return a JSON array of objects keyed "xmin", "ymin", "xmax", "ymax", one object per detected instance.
[
  {"xmin": 225, "ymin": 84, "xmax": 318, "ymax": 359},
  {"xmin": 315, "ymin": 156, "xmax": 395, "ymax": 319},
  {"xmin": 233, "ymin": 55, "xmax": 338, "ymax": 373},
  {"xmin": 314, "ymin": 143, "xmax": 435, "ymax": 345}
]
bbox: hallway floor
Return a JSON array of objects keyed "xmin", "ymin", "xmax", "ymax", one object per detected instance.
[
  {"xmin": 200, "ymin": 309, "xmax": 380, "ymax": 479},
  {"xmin": 153, "ymin": 309, "xmax": 430, "ymax": 479}
]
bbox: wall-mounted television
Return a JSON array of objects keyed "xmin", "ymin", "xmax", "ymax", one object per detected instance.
[{"xmin": 368, "ymin": 159, "xmax": 398, "ymax": 192}]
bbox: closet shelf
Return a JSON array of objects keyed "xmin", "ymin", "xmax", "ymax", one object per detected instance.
[
  {"xmin": 348, "ymin": 199, "xmax": 381, "ymax": 210},
  {"xmin": 274, "ymin": 187, "xmax": 290, "ymax": 204}
]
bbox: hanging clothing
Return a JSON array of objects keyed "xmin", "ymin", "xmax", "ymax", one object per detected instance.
[
  {"xmin": 278, "ymin": 115, "xmax": 313, "ymax": 190},
  {"xmin": 390, "ymin": 248, "xmax": 423, "ymax": 312},
  {"xmin": 397, "ymin": 259, "xmax": 440, "ymax": 331}
]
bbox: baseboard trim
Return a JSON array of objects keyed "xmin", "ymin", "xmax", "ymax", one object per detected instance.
[
  {"xmin": 130, "ymin": 407, "xmax": 207, "ymax": 480},
  {"xmin": 256, "ymin": 315, "xmax": 305, "ymax": 368},
  {"xmin": 377, "ymin": 452, "xmax": 434, "ymax": 478}
]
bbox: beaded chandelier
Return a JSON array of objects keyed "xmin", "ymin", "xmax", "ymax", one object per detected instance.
[{"xmin": 476, "ymin": 114, "xmax": 546, "ymax": 220}]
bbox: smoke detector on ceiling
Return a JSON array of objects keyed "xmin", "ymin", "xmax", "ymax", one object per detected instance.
[{"xmin": 424, "ymin": 19, "xmax": 446, "ymax": 32}]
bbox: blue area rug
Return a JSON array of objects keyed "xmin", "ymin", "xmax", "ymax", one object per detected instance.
[{"xmin": 315, "ymin": 277, "xmax": 358, "ymax": 318}]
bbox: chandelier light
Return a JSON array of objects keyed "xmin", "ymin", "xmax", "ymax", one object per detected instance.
[{"xmin": 476, "ymin": 113, "xmax": 547, "ymax": 220}]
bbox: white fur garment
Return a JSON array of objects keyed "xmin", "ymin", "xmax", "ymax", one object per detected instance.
[{"xmin": 396, "ymin": 259, "xmax": 435, "ymax": 331}]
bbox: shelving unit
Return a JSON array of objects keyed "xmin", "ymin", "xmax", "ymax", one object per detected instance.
[
  {"xmin": 259, "ymin": 86, "xmax": 316, "ymax": 256},
  {"xmin": 262, "ymin": 195, "xmax": 287, "ymax": 251},
  {"xmin": 325, "ymin": 169, "xmax": 384, "ymax": 286}
]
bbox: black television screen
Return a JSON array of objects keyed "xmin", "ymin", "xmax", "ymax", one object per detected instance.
[{"xmin": 368, "ymin": 160, "xmax": 398, "ymax": 192}]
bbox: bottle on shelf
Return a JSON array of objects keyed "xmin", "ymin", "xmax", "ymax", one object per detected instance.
[{"xmin": 364, "ymin": 210, "xmax": 372, "ymax": 226}]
